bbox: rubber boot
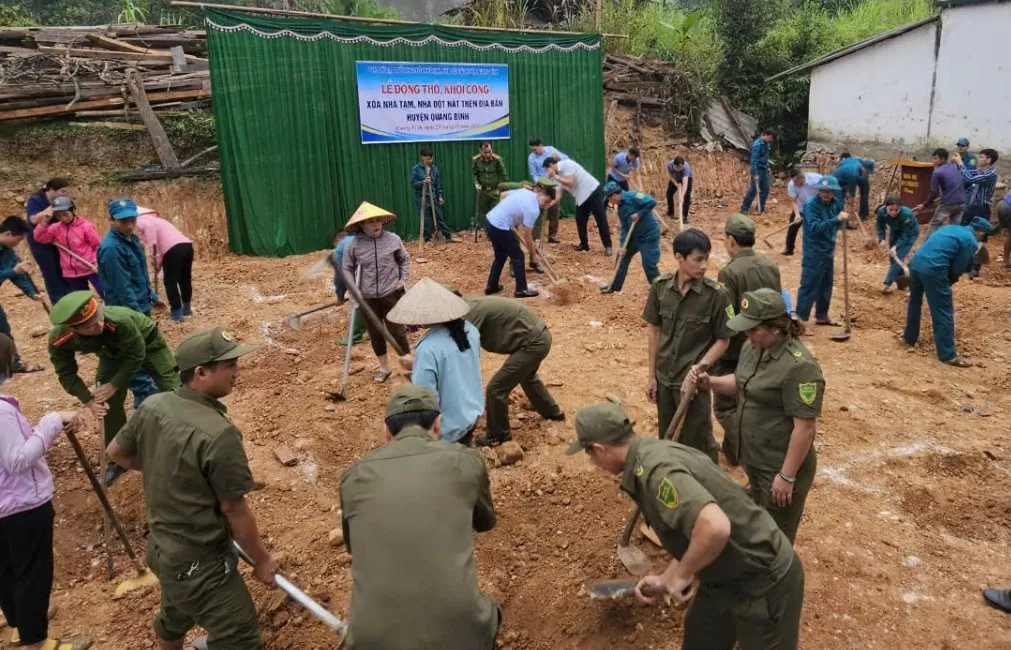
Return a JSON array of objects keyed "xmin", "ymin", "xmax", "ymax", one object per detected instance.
[
  {"xmin": 170, "ymin": 307, "xmax": 184, "ymax": 322},
  {"xmin": 337, "ymin": 310, "xmax": 367, "ymax": 346},
  {"xmin": 182, "ymin": 302, "xmax": 192, "ymax": 316}
]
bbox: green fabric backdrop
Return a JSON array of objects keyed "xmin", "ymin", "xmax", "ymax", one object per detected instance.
[{"xmin": 204, "ymin": 8, "xmax": 605, "ymax": 257}]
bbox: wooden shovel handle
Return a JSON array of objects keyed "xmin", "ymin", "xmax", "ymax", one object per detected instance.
[
  {"xmin": 338, "ymin": 267, "xmax": 406, "ymax": 357},
  {"xmin": 52, "ymin": 242, "xmax": 99, "ymax": 275}
]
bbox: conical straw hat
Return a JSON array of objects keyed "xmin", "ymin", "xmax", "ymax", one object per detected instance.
[
  {"xmin": 345, "ymin": 201, "xmax": 396, "ymax": 232},
  {"xmin": 388, "ymin": 278, "xmax": 471, "ymax": 326}
]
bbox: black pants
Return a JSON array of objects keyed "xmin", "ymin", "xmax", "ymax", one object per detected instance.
[
  {"xmin": 161, "ymin": 242, "xmax": 194, "ymax": 312},
  {"xmin": 575, "ymin": 187, "xmax": 612, "ymax": 249},
  {"xmin": 486, "ymin": 224, "xmax": 527, "ymax": 292},
  {"xmin": 363, "ymin": 288, "xmax": 409, "ymax": 358},
  {"xmin": 0, "ymin": 502, "xmax": 54, "ymax": 645},
  {"xmin": 666, "ymin": 177, "xmax": 693, "ymax": 222},
  {"xmin": 612, "ymin": 178, "xmax": 630, "ymax": 191},
  {"xmin": 784, "ymin": 208, "xmax": 803, "ymax": 253}
]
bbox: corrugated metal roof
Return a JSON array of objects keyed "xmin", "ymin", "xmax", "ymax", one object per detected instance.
[{"xmin": 701, "ymin": 96, "xmax": 758, "ymax": 151}]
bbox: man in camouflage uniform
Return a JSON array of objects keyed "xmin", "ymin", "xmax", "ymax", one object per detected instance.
[{"xmin": 472, "ymin": 142, "xmax": 507, "ymax": 226}]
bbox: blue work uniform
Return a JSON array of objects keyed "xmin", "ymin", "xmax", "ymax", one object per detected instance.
[
  {"xmin": 832, "ymin": 158, "xmax": 871, "ymax": 220},
  {"xmin": 740, "ymin": 137, "xmax": 770, "ymax": 213},
  {"xmin": 410, "ymin": 163, "xmax": 452, "ymax": 240},
  {"xmin": 25, "ymin": 192, "xmax": 71, "ymax": 303},
  {"xmin": 97, "ymin": 229, "xmax": 158, "ymax": 406},
  {"xmin": 903, "ymin": 226, "xmax": 978, "ymax": 362},
  {"xmin": 795, "ymin": 194, "xmax": 844, "ymax": 322},
  {"xmin": 876, "ymin": 206, "xmax": 920, "ymax": 286},
  {"xmin": 0, "ymin": 245, "xmax": 39, "ymax": 372},
  {"xmin": 333, "ymin": 238, "xmax": 366, "ymax": 343},
  {"xmin": 609, "ymin": 191, "xmax": 660, "ymax": 292}
]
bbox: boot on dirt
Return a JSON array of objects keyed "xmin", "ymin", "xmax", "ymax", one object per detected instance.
[
  {"xmin": 170, "ymin": 307, "xmax": 184, "ymax": 322},
  {"xmin": 475, "ymin": 433, "xmax": 510, "ymax": 448},
  {"xmin": 182, "ymin": 301, "xmax": 192, "ymax": 316}
]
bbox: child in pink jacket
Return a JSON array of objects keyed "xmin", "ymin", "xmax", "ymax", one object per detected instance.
[
  {"xmin": 31, "ymin": 196, "xmax": 103, "ymax": 297},
  {"xmin": 134, "ymin": 207, "xmax": 194, "ymax": 322}
]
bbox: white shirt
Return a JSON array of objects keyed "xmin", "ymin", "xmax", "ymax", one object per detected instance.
[
  {"xmin": 486, "ymin": 188, "xmax": 540, "ymax": 231},
  {"xmin": 556, "ymin": 159, "xmax": 600, "ymax": 206},
  {"xmin": 788, "ymin": 172, "xmax": 823, "ymax": 210}
]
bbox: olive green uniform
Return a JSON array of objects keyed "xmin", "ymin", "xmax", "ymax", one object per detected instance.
[
  {"xmin": 642, "ymin": 273, "xmax": 733, "ymax": 462},
  {"xmin": 115, "ymin": 387, "xmax": 261, "ymax": 648},
  {"xmin": 48, "ymin": 306, "xmax": 179, "ymax": 444},
  {"xmin": 473, "ymin": 153, "xmax": 508, "ymax": 221},
  {"xmin": 735, "ymin": 334, "xmax": 823, "ymax": 543},
  {"xmin": 714, "ymin": 248, "xmax": 782, "ymax": 463},
  {"xmin": 340, "ymin": 426, "xmax": 499, "ymax": 649},
  {"xmin": 621, "ymin": 437, "xmax": 804, "ymax": 650},
  {"xmin": 464, "ymin": 296, "xmax": 563, "ymax": 442}
]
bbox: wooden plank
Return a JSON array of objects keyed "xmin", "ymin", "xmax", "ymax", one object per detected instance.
[
  {"xmin": 36, "ymin": 46, "xmax": 174, "ymax": 65},
  {"xmin": 0, "ymin": 88, "xmax": 210, "ymax": 121},
  {"xmin": 86, "ymin": 33, "xmax": 166, "ymax": 55},
  {"xmin": 68, "ymin": 121, "xmax": 146, "ymax": 130},
  {"xmin": 125, "ymin": 68, "xmax": 180, "ymax": 170}
]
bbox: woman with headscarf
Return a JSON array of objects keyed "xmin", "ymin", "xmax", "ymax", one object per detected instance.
[
  {"xmin": 24, "ymin": 178, "xmax": 72, "ymax": 303},
  {"xmin": 391, "ymin": 279, "xmax": 484, "ymax": 446}
]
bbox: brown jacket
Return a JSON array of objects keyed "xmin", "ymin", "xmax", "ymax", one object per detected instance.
[{"xmin": 342, "ymin": 231, "xmax": 411, "ymax": 299}]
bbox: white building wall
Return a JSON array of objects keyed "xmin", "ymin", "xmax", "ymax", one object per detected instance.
[
  {"xmin": 930, "ymin": 3, "xmax": 1011, "ymax": 151},
  {"xmin": 807, "ymin": 21, "xmax": 937, "ymax": 147}
]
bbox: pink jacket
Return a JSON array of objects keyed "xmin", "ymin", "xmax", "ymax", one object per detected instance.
[
  {"xmin": 33, "ymin": 216, "xmax": 101, "ymax": 278},
  {"xmin": 0, "ymin": 396, "xmax": 62, "ymax": 519},
  {"xmin": 134, "ymin": 212, "xmax": 192, "ymax": 267}
]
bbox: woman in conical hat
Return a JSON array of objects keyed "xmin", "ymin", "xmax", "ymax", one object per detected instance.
[
  {"xmin": 341, "ymin": 202, "xmax": 411, "ymax": 383},
  {"xmin": 390, "ymin": 278, "xmax": 484, "ymax": 446}
]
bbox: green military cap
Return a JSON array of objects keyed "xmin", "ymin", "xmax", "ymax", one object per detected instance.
[
  {"xmin": 535, "ymin": 176, "xmax": 557, "ymax": 188},
  {"xmin": 175, "ymin": 327, "xmax": 257, "ymax": 372},
  {"xmin": 726, "ymin": 288, "xmax": 787, "ymax": 332},
  {"xmin": 725, "ymin": 213, "xmax": 755, "ymax": 237},
  {"xmin": 565, "ymin": 403, "xmax": 633, "ymax": 455},
  {"xmin": 50, "ymin": 290, "xmax": 100, "ymax": 326},
  {"xmin": 385, "ymin": 385, "xmax": 441, "ymax": 419}
]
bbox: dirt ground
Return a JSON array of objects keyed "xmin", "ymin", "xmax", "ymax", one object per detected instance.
[{"xmin": 2, "ymin": 152, "xmax": 1010, "ymax": 650}]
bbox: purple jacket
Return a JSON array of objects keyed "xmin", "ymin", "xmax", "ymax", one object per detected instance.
[
  {"xmin": 925, "ymin": 162, "xmax": 967, "ymax": 206},
  {"xmin": 0, "ymin": 396, "xmax": 63, "ymax": 519}
]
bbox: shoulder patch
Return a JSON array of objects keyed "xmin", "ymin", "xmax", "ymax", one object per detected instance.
[
  {"xmin": 657, "ymin": 477, "xmax": 679, "ymax": 508},
  {"xmin": 702, "ymin": 278, "xmax": 723, "ymax": 290},
  {"xmin": 635, "ymin": 192, "xmax": 645, "ymax": 200},
  {"xmin": 635, "ymin": 465, "xmax": 644, "ymax": 477},
  {"xmin": 798, "ymin": 382, "xmax": 818, "ymax": 405},
  {"xmin": 725, "ymin": 304, "xmax": 735, "ymax": 319},
  {"xmin": 792, "ymin": 349, "xmax": 803, "ymax": 358},
  {"xmin": 52, "ymin": 331, "xmax": 73, "ymax": 347},
  {"xmin": 472, "ymin": 153, "xmax": 481, "ymax": 160}
]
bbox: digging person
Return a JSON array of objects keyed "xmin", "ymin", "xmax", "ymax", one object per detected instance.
[
  {"xmin": 875, "ymin": 196, "xmax": 920, "ymax": 294},
  {"xmin": 600, "ymin": 181, "xmax": 662, "ymax": 294},
  {"xmin": 106, "ymin": 328, "xmax": 277, "ymax": 650},
  {"xmin": 543, "ymin": 155, "xmax": 612, "ymax": 255},
  {"xmin": 449, "ymin": 290, "xmax": 565, "ymax": 447},
  {"xmin": 493, "ymin": 179, "xmax": 547, "ymax": 276},
  {"xmin": 339, "ymin": 386, "xmax": 500, "ymax": 649},
  {"xmin": 794, "ymin": 176, "xmax": 848, "ymax": 326},
  {"xmin": 690, "ymin": 289, "xmax": 824, "ymax": 544},
  {"xmin": 47, "ymin": 291, "xmax": 179, "ymax": 485},
  {"xmin": 567, "ymin": 402, "xmax": 805, "ymax": 649},
  {"xmin": 642, "ymin": 229, "xmax": 733, "ymax": 463},
  {"xmin": 712, "ymin": 214, "xmax": 782, "ymax": 464},
  {"xmin": 483, "ymin": 183, "xmax": 554, "ymax": 298},
  {"xmin": 783, "ymin": 168, "xmax": 823, "ymax": 256},
  {"xmin": 527, "ymin": 139, "xmax": 567, "ymax": 243}
]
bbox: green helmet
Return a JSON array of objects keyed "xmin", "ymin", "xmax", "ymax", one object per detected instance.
[{"xmin": 603, "ymin": 181, "xmax": 622, "ymax": 197}]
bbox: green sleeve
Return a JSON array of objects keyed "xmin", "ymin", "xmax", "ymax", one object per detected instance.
[
  {"xmin": 711, "ymin": 286, "xmax": 734, "ymax": 341},
  {"xmin": 205, "ymin": 427, "xmax": 255, "ymax": 503},
  {"xmin": 48, "ymin": 341, "xmax": 92, "ymax": 403},
  {"xmin": 108, "ymin": 320, "xmax": 147, "ymax": 389},
  {"xmin": 113, "ymin": 407, "xmax": 144, "ymax": 460},
  {"xmin": 642, "ymin": 281, "xmax": 662, "ymax": 326},
  {"xmin": 781, "ymin": 363, "xmax": 825, "ymax": 419},
  {"xmin": 466, "ymin": 449, "xmax": 496, "ymax": 533},
  {"xmin": 717, "ymin": 267, "xmax": 739, "ymax": 310},
  {"xmin": 649, "ymin": 465, "xmax": 717, "ymax": 541},
  {"xmin": 471, "ymin": 158, "xmax": 480, "ymax": 186}
]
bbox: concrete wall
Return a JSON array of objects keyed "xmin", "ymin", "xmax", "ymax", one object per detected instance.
[
  {"xmin": 930, "ymin": 2, "xmax": 1011, "ymax": 151},
  {"xmin": 807, "ymin": 21, "xmax": 937, "ymax": 147}
]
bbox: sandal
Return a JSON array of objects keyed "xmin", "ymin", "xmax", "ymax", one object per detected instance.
[
  {"xmin": 13, "ymin": 363, "xmax": 45, "ymax": 374},
  {"xmin": 38, "ymin": 634, "xmax": 93, "ymax": 650},
  {"xmin": 815, "ymin": 319, "xmax": 842, "ymax": 327},
  {"xmin": 374, "ymin": 369, "xmax": 392, "ymax": 383},
  {"xmin": 187, "ymin": 636, "xmax": 208, "ymax": 650},
  {"xmin": 944, "ymin": 356, "xmax": 973, "ymax": 368}
]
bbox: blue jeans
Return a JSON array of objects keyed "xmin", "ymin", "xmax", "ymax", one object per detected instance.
[
  {"xmin": 741, "ymin": 171, "xmax": 769, "ymax": 213},
  {"xmin": 903, "ymin": 270, "xmax": 956, "ymax": 361},
  {"xmin": 486, "ymin": 224, "xmax": 527, "ymax": 292},
  {"xmin": 0, "ymin": 304, "xmax": 26, "ymax": 371},
  {"xmin": 795, "ymin": 258, "xmax": 834, "ymax": 322},
  {"xmin": 610, "ymin": 236, "xmax": 660, "ymax": 291},
  {"xmin": 26, "ymin": 233, "xmax": 69, "ymax": 303}
]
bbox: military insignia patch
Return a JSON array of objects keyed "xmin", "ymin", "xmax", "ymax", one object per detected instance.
[
  {"xmin": 220, "ymin": 330, "xmax": 234, "ymax": 342},
  {"xmin": 635, "ymin": 192, "xmax": 645, "ymax": 200},
  {"xmin": 792, "ymin": 350, "xmax": 803, "ymax": 358},
  {"xmin": 798, "ymin": 382, "xmax": 817, "ymax": 405},
  {"xmin": 725, "ymin": 304, "xmax": 735, "ymax": 319},
  {"xmin": 657, "ymin": 477, "xmax": 679, "ymax": 509},
  {"xmin": 635, "ymin": 465, "xmax": 644, "ymax": 477},
  {"xmin": 741, "ymin": 298, "xmax": 749, "ymax": 310}
]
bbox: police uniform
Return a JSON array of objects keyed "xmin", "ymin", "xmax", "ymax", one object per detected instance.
[
  {"xmin": 566, "ymin": 404, "xmax": 805, "ymax": 650},
  {"xmin": 113, "ymin": 328, "xmax": 262, "ymax": 649},
  {"xmin": 714, "ymin": 214, "xmax": 782, "ymax": 463},
  {"xmin": 464, "ymin": 295, "xmax": 564, "ymax": 445},
  {"xmin": 47, "ymin": 291, "xmax": 179, "ymax": 445},
  {"xmin": 473, "ymin": 152, "xmax": 507, "ymax": 221},
  {"xmin": 642, "ymin": 273, "xmax": 733, "ymax": 462},
  {"xmin": 606, "ymin": 186, "xmax": 662, "ymax": 293},
  {"xmin": 728, "ymin": 290, "xmax": 823, "ymax": 543},
  {"xmin": 340, "ymin": 386, "xmax": 500, "ymax": 650}
]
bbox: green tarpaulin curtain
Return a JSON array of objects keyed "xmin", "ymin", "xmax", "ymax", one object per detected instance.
[{"xmin": 204, "ymin": 8, "xmax": 605, "ymax": 257}]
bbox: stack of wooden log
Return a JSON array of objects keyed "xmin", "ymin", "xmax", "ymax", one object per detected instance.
[{"xmin": 0, "ymin": 25, "xmax": 210, "ymax": 122}]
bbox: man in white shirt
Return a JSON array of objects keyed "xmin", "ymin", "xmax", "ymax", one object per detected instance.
[
  {"xmin": 484, "ymin": 186, "xmax": 555, "ymax": 298},
  {"xmin": 783, "ymin": 169, "xmax": 823, "ymax": 256},
  {"xmin": 543, "ymin": 156, "xmax": 612, "ymax": 255}
]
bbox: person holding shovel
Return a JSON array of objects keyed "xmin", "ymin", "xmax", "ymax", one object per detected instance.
[
  {"xmin": 914, "ymin": 148, "xmax": 966, "ymax": 238},
  {"xmin": 783, "ymin": 168, "xmax": 823, "ymax": 256},
  {"xmin": 795, "ymin": 176, "xmax": 848, "ymax": 326},
  {"xmin": 902, "ymin": 217, "xmax": 992, "ymax": 368},
  {"xmin": 741, "ymin": 129, "xmax": 774, "ymax": 215},
  {"xmin": 331, "ymin": 231, "xmax": 366, "ymax": 346},
  {"xmin": 106, "ymin": 327, "xmax": 277, "ymax": 650},
  {"xmin": 567, "ymin": 402, "xmax": 804, "ymax": 649},
  {"xmin": 543, "ymin": 155, "xmax": 612, "ymax": 255},
  {"xmin": 31, "ymin": 197, "xmax": 103, "ymax": 297},
  {"xmin": 712, "ymin": 214, "xmax": 782, "ymax": 463},
  {"xmin": 483, "ymin": 184, "xmax": 554, "ymax": 298},
  {"xmin": 607, "ymin": 146, "xmax": 641, "ymax": 192},
  {"xmin": 341, "ymin": 202, "xmax": 411, "ymax": 383},
  {"xmin": 831, "ymin": 153, "xmax": 874, "ymax": 224},
  {"xmin": 134, "ymin": 206, "xmax": 194, "ymax": 322},
  {"xmin": 691, "ymin": 289, "xmax": 823, "ymax": 544},
  {"xmin": 665, "ymin": 156, "xmax": 693, "ymax": 224},
  {"xmin": 472, "ymin": 142, "xmax": 507, "ymax": 226},
  {"xmin": 600, "ymin": 182, "xmax": 661, "ymax": 294},
  {"xmin": 527, "ymin": 140, "xmax": 566, "ymax": 243},
  {"xmin": 496, "ymin": 179, "xmax": 548, "ymax": 276},
  {"xmin": 0, "ymin": 333, "xmax": 93, "ymax": 650},
  {"xmin": 411, "ymin": 148, "xmax": 459, "ymax": 243},
  {"xmin": 642, "ymin": 229, "xmax": 733, "ymax": 463},
  {"xmin": 0, "ymin": 216, "xmax": 47, "ymax": 374},
  {"xmin": 875, "ymin": 196, "xmax": 920, "ymax": 294},
  {"xmin": 47, "ymin": 291, "xmax": 179, "ymax": 485}
]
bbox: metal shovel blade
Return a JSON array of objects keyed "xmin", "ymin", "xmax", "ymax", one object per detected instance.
[
  {"xmin": 830, "ymin": 329, "xmax": 851, "ymax": 342},
  {"xmin": 286, "ymin": 314, "xmax": 302, "ymax": 331},
  {"xmin": 895, "ymin": 274, "xmax": 910, "ymax": 290},
  {"xmin": 590, "ymin": 579, "xmax": 640, "ymax": 600},
  {"xmin": 616, "ymin": 543, "xmax": 650, "ymax": 576}
]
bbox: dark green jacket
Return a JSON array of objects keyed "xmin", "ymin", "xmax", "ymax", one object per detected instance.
[{"xmin": 717, "ymin": 249, "xmax": 782, "ymax": 362}]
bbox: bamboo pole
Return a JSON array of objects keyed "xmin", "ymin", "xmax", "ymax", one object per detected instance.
[
  {"xmin": 170, "ymin": 1, "xmax": 628, "ymax": 38},
  {"xmin": 596, "ymin": 0, "xmax": 603, "ymax": 32}
]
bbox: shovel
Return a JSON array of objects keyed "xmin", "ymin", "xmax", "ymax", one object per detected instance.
[
  {"xmin": 513, "ymin": 228, "xmax": 568, "ymax": 288},
  {"xmin": 287, "ymin": 300, "xmax": 339, "ymax": 331},
  {"xmin": 23, "ymin": 273, "xmax": 51, "ymax": 314},
  {"xmin": 473, "ymin": 187, "xmax": 481, "ymax": 243},
  {"xmin": 763, "ymin": 220, "xmax": 796, "ymax": 250},
  {"xmin": 602, "ymin": 220, "xmax": 638, "ymax": 291},
  {"xmin": 889, "ymin": 248, "xmax": 911, "ymax": 290},
  {"xmin": 338, "ymin": 267, "xmax": 407, "ymax": 357},
  {"xmin": 64, "ymin": 427, "xmax": 160, "ymax": 596},
  {"xmin": 427, "ymin": 182, "xmax": 447, "ymax": 247},
  {"xmin": 53, "ymin": 243, "xmax": 99, "ymax": 275},
  {"xmin": 831, "ymin": 224, "xmax": 852, "ymax": 343},
  {"xmin": 415, "ymin": 187, "xmax": 429, "ymax": 265},
  {"xmin": 329, "ymin": 266, "xmax": 362, "ymax": 402},
  {"xmin": 98, "ymin": 415, "xmax": 114, "ymax": 581},
  {"xmin": 589, "ymin": 578, "xmax": 690, "ymax": 600},
  {"xmin": 233, "ymin": 541, "xmax": 347, "ymax": 637}
]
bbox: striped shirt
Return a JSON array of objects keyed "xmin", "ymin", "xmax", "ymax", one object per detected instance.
[{"xmin": 961, "ymin": 165, "xmax": 998, "ymax": 208}]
